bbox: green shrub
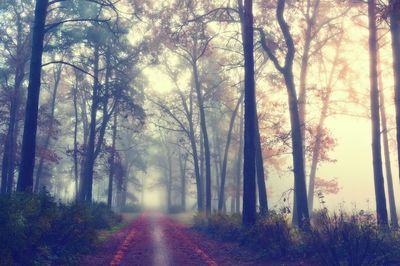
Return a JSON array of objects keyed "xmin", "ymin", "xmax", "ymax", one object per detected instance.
[
  {"xmin": 0, "ymin": 191, "xmax": 121, "ymax": 265},
  {"xmin": 88, "ymin": 202, "xmax": 122, "ymax": 229},
  {"xmin": 193, "ymin": 213, "xmax": 242, "ymax": 241},
  {"xmin": 244, "ymin": 211, "xmax": 294, "ymax": 258},
  {"xmin": 193, "ymin": 210, "xmax": 400, "ymax": 264}
]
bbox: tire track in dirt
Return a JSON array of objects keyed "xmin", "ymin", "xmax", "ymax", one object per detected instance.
[
  {"xmin": 161, "ymin": 216, "xmax": 219, "ymax": 266},
  {"xmin": 83, "ymin": 212, "xmax": 283, "ymax": 266},
  {"xmin": 110, "ymin": 228, "xmax": 136, "ymax": 266}
]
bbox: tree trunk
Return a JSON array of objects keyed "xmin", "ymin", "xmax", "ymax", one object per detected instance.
[
  {"xmin": 17, "ymin": 0, "xmax": 48, "ymax": 192},
  {"xmin": 255, "ymin": 107, "xmax": 268, "ymax": 215},
  {"xmin": 377, "ymin": 52, "xmax": 397, "ymax": 227},
  {"xmin": 34, "ymin": 64, "xmax": 62, "ymax": 192},
  {"xmin": 200, "ymin": 127, "xmax": 205, "ymax": 206},
  {"xmin": 1, "ymin": 63, "xmax": 24, "ymax": 193},
  {"xmin": 108, "ymin": 113, "xmax": 118, "ymax": 208},
  {"xmin": 81, "ymin": 43, "xmax": 100, "ymax": 202},
  {"xmin": 240, "ymin": 0, "xmax": 257, "ymax": 226},
  {"xmin": 295, "ymin": 0, "xmax": 320, "ymax": 220},
  {"xmin": 258, "ymin": 0, "xmax": 309, "ymax": 227},
  {"xmin": 1, "ymin": 3, "xmax": 26, "ymax": 194},
  {"xmin": 179, "ymin": 151, "xmax": 187, "ymax": 211},
  {"xmin": 166, "ymin": 146, "xmax": 173, "ymax": 211},
  {"xmin": 218, "ymin": 93, "xmax": 244, "ymax": 211},
  {"xmin": 181, "ymin": 89, "xmax": 204, "ymax": 211},
  {"xmin": 73, "ymin": 73, "xmax": 79, "ymax": 199},
  {"xmin": 189, "ymin": 130, "xmax": 204, "ymax": 211},
  {"xmin": 235, "ymin": 101, "xmax": 244, "ymax": 213},
  {"xmin": 368, "ymin": 0, "xmax": 388, "ymax": 226},
  {"xmin": 213, "ymin": 127, "xmax": 221, "ymax": 209},
  {"xmin": 193, "ymin": 62, "xmax": 212, "ymax": 215},
  {"xmin": 298, "ymin": 0, "xmax": 320, "ymax": 143},
  {"xmin": 284, "ymin": 71, "xmax": 310, "ymax": 227},
  {"xmin": 307, "ymin": 34, "xmax": 342, "ymax": 212},
  {"xmin": 390, "ymin": 1, "xmax": 400, "ymax": 187}
]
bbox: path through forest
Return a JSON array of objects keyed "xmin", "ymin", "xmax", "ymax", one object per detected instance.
[{"xmin": 81, "ymin": 212, "xmax": 280, "ymax": 266}]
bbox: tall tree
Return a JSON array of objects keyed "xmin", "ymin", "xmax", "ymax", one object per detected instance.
[
  {"xmin": 258, "ymin": 0, "xmax": 309, "ymax": 227},
  {"xmin": 240, "ymin": 0, "xmax": 257, "ymax": 226},
  {"xmin": 0, "ymin": 2, "xmax": 31, "ymax": 193},
  {"xmin": 368, "ymin": 0, "xmax": 388, "ymax": 226},
  {"xmin": 34, "ymin": 64, "xmax": 63, "ymax": 192},
  {"xmin": 107, "ymin": 112, "xmax": 118, "ymax": 208},
  {"xmin": 80, "ymin": 42, "xmax": 101, "ymax": 201},
  {"xmin": 17, "ymin": 0, "xmax": 49, "ymax": 192},
  {"xmin": 307, "ymin": 32, "xmax": 343, "ymax": 211},
  {"xmin": 378, "ymin": 56, "xmax": 398, "ymax": 227},
  {"xmin": 218, "ymin": 92, "xmax": 243, "ymax": 211},
  {"xmin": 389, "ymin": 0, "xmax": 400, "ymax": 186}
]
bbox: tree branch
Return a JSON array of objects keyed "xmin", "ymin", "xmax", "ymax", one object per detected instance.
[
  {"xmin": 255, "ymin": 28, "xmax": 284, "ymax": 73},
  {"xmin": 42, "ymin": 61, "xmax": 96, "ymax": 80},
  {"xmin": 45, "ymin": 18, "xmax": 110, "ymax": 32}
]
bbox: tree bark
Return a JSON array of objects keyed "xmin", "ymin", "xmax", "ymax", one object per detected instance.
[
  {"xmin": 80, "ymin": 43, "xmax": 100, "ymax": 202},
  {"xmin": 73, "ymin": 73, "xmax": 79, "ymax": 199},
  {"xmin": 240, "ymin": 0, "xmax": 257, "ymax": 226},
  {"xmin": 259, "ymin": 0, "xmax": 309, "ymax": 228},
  {"xmin": 255, "ymin": 107, "xmax": 268, "ymax": 215},
  {"xmin": 295, "ymin": 0, "xmax": 320, "ymax": 220},
  {"xmin": 368, "ymin": 0, "xmax": 388, "ymax": 226},
  {"xmin": 218, "ymin": 93, "xmax": 244, "ymax": 211},
  {"xmin": 179, "ymin": 151, "xmax": 187, "ymax": 211},
  {"xmin": 193, "ymin": 62, "xmax": 212, "ymax": 215},
  {"xmin": 166, "ymin": 145, "xmax": 173, "ymax": 211},
  {"xmin": 34, "ymin": 64, "xmax": 62, "ymax": 192},
  {"xmin": 390, "ymin": 0, "xmax": 400, "ymax": 187},
  {"xmin": 180, "ymin": 90, "xmax": 204, "ymax": 211},
  {"xmin": 1, "ymin": 10, "xmax": 26, "ymax": 193},
  {"xmin": 1, "ymin": 61, "xmax": 24, "ymax": 193},
  {"xmin": 108, "ymin": 113, "xmax": 118, "ymax": 208},
  {"xmin": 285, "ymin": 72, "xmax": 310, "ymax": 227},
  {"xmin": 377, "ymin": 51, "xmax": 398, "ymax": 227},
  {"xmin": 235, "ymin": 101, "xmax": 244, "ymax": 213},
  {"xmin": 17, "ymin": 0, "xmax": 48, "ymax": 192}
]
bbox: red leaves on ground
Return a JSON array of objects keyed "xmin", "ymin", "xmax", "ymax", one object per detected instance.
[{"xmin": 83, "ymin": 212, "xmax": 293, "ymax": 266}]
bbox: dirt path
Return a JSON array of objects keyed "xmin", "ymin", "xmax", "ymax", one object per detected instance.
[{"xmin": 81, "ymin": 212, "xmax": 289, "ymax": 266}]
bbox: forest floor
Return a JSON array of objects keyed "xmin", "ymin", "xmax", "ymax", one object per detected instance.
[{"xmin": 81, "ymin": 212, "xmax": 310, "ymax": 266}]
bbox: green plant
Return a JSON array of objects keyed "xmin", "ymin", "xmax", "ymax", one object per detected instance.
[
  {"xmin": 0, "ymin": 191, "xmax": 122, "ymax": 265},
  {"xmin": 308, "ymin": 210, "xmax": 396, "ymax": 266}
]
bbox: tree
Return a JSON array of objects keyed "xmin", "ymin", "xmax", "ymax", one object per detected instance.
[
  {"xmin": 0, "ymin": 1, "xmax": 31, "ymax": 193},
  {"xmin": 240, "ymin": 0, "xmax": 257, "ymax": 226},
  {"xmin": 368, "ymin": 0, "xmax": 388, "ymax": 226},
  {"xmin": 218, "ymin": 92, "xmax": 243, "ymax": 211},
  {"xmin": 389, "ymin": 0, "xmax": 400, "ymax": 187},
  {"xmin": 16, "ymin": 0, "xmax": 119, "ymax": 193},
  {"xmin": 34, "ymin": 64, "xmax": 63, "ymax": 192},
  {"xmin": 107, "ymin": 112, "xmax": 118, "ymax": 208},
  {"xmin": 17, "ymin": 0, "xmax": 49, "ymax": 192},
  {"xmin": 258, "ymin": 0, "xmax": 309, "ymax": 227},
  {"xmin": 307, "ymin": 32, "xmax": 344, "ymax": 211},
  {"xmin": 150, "ymin": 68, "xmax": 205, "ymax": 211}
]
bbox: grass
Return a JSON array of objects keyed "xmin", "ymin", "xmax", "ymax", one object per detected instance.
[
  {"xmin": 97, "ymin": 223, "xmax": 128, "ymax": 242},
  {"xmin": 96, "ymin": 212, "xmax": 138, "ymax": 242}
]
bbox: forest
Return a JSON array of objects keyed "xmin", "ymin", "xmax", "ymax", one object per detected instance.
[{"xmin": 2, "ymin": 0, "xmax": 400, "ymax": 265}]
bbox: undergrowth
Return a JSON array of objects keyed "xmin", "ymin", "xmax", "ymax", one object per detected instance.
[
  {"xmin": 193, "ymin": 209, "xmax": 400, "ymax": 265},
  {"xmin": 0, "ymin": 191, "xmax": 121, "ymax": 266}
]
